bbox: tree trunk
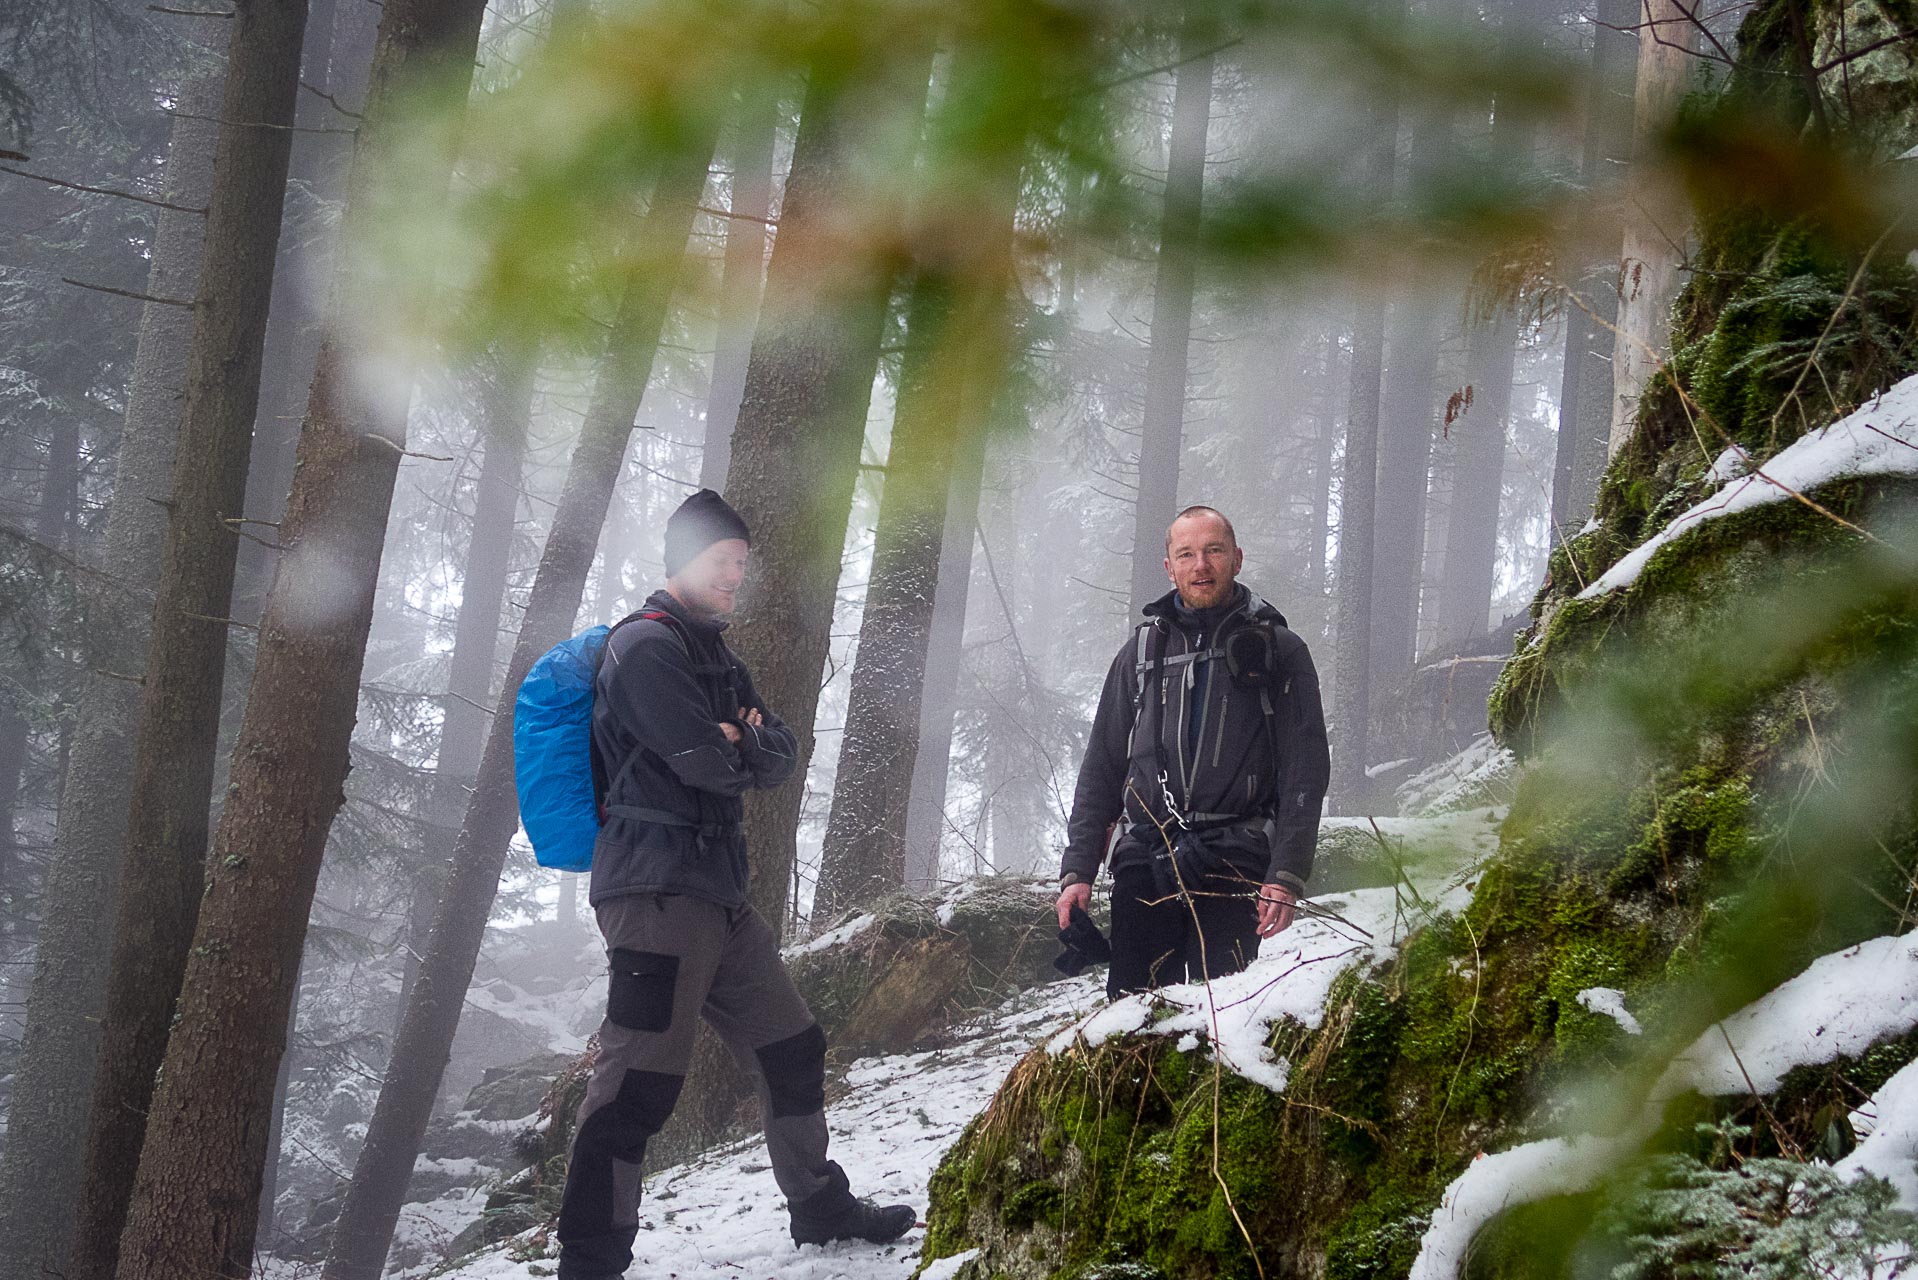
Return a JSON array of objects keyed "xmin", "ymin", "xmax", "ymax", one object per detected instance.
[
  {"xmin": 255, "ymin": 961, "xmax": 305, "ymax": 1249},
  {"xmin": 900, "ymin": 422, "xmax": 989, "ymax": 889},
  {"xmin": 1608, "ymin": 0, "xmax": 1696, "ymax": 459},
  {"xmin": 108, "ymin": 0, "xmax": 494, "ymax": 1272},
  {"xmin": 318, "ymin": 132, "xmax": 718, "ymax": 1280},
  {"xmin": 0, "ymin": 695, "xmax": 25, "ymax": 911},
  {"xmin": 979, "ymin": 465, "xmax": 1043, "ymax": 874},
  {"xmin": 37, "ymin": 419, "xmax": 78, "ymax": 551},
  {"xmin": 1333, "ymin": 298, "xmax": 1385, "ymax": 812},
  {"xmin": 1330, "ymin": 0, "xmax": 1403, "ymax": 813},
  {"xmin": 812, "ymin": 177, "xmax": 1016, "ymax": 917},
  {"xmin": 700, "ymin": 87, "xmax": 778, "ymax": 494},
  {"xmin": 1306, "ymin": 333, "xmax": 1339, "ymax": 621},
  {"xmin": 1435, "ymin": 312, "xmax": 1520, "ymax": 648},
  {"xmin": 1127, "ymin": 31, "xmax": 1213, "ymax": 617},
  {"xmin": 725, "ymin": 56, "xmax": 929, "ymax": 938},
  {"xmin": 1550, "ymin": 0, "xmax": 1636, "ymax": 535},
  {"xmin": 0, "ymin": 70, "xmax": 219, "ymax": 1280},
  {"xmin": 1371, "ymin": 297, "xmax": 1443, "ymax": 685},
  {"xmin": 65, "ymin": 2, "xmax": 312, "ymax": 1268},
  {"xmin": 234, "ymin": 0, "xmax": 347, "ymax": 622},
  {"xmin": 594, "ymin": 481, "xmax": 628, "ymax": 626},
  {"xmin": 398, "ymin": 345, "xmax": 533, "ymax": 1020}
]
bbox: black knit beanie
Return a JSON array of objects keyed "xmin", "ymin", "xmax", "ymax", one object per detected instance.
[{"xmin": 663, "ymin": 488, "xmax": 751, "ymax": 577}]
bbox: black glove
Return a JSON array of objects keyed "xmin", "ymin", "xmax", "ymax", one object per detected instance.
[{"xmin": 1053, "ymin": 904, "xmax": 1112, "ymax": 977}]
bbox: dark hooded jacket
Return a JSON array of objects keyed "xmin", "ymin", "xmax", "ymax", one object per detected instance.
[
  {"xmin": 588, "ymin": 590, "xmax": 798, "ymax": 908},
  {"xmin": 1060, "ymin": 585, "xmax": 1330, "ymax": 893}
]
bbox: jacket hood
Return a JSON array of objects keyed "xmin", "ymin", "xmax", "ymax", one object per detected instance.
[
  {"xmin": 641, "ymin": 588, "xmax": 730, "ymax": 642},
  {"xmin": 1140, "ymin": 583, "xmax": 1287, "ymax": 630}
]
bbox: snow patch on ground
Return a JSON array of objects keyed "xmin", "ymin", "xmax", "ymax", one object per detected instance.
[
  {"xmin": 790, "ymin": 912, "xmax": 878, "ymax": 956},
  {"xmin": 1409, "ymin": 929, "xmax": 1918, "ymax": 1279},
  {"xmin": 1394, "ymin": 734, "xmax": 1518, "ymax": 816},
  {"xmin": 1655, "ymin": 932, "xmax": 1918, "ymax": 1099},
  {"xmin": 919, "ymin": 1248, "xmax": 981, "ymax": 1280},
  {"xmin": 1582, "ymin": 373, "xmax": 1918, "ymax": 599},
  {"xmin": 1047, "ymin": 816, "xmax": 1491, "ymax": 1093},
  {"xmin": 1706, "ymin": 444, "xmax": 1754, "ymax": 485},
  {"xmin": 1408, "ymin": 1134, "xmax": 1643, "ymax": 1280},
  {"xmin": 421, "ymin": 977, "xmax": 1105, "ymax": 1280},
  {"xmin": 1575, "ymin": 987, "xmax": 1642, "ymax": 1035},
  {"xmin": 1839, "ymin": 1058, "xmax": 1918, "ymax": 1210},
  {"xmin": 1047, "ymin": 886, "xmax": 1403, "ymax": 1092}
]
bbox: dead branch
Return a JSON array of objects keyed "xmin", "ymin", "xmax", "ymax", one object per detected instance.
[
  {"xmin": 60, "ymin": 277, "xmax": 195, "ymax": 307},
  {"xmin": 3, "ymin": 165, "xmax": 207, "ymax": 214}
]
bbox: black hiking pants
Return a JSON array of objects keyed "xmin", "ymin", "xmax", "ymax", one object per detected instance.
[
  {"xmin": 557, "ymin": 893, "xmax": 839, "ymax": 1278},
  {"xmin": 1107, "ymin": 861, "xmax": 1261, "ymax": 998}
]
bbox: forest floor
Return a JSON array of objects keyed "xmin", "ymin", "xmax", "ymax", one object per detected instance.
[
  {"xmin": 254, "ymin": 798, "xmax": 1506, "ymax": 1280},
  {"xmin": 408, "ymin": 976, "xmax": 1108, "ymax": 1280}
]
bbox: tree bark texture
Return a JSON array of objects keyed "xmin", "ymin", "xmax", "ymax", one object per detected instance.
[
  {"xmin": 1549, "ymin": 0, "xmax": 1636, "ymax": 536},
  {"xmin": 319, "ymin": 134, "xmax": 718, "ymax": 1280},
  {"xmin": 900, "ymin": 421, "xmax": 989, "ymax": 889},
  {"xmin": 1127, "ymin": 34, "xmax": 1213, "ymax": 618},
  {"xmin": 700, "ymin": 87, "xmax": 778, "ymax": 494},
  {"xmin": 1608, "ymin": 0, "xmax": 1696, "ymax": 459},
  {"xmin": 109, "ymin": 0, "xmax": 493, "ymax": 1272},
  {"xmin": 66, "ymin": 2, "xmax": 311, "ymax": 1268},
  {"xmin": 725, "ymin": 57, "xmax": 929, "ymax": 939},
  {"xmin": 813, "ymin": 177, "xmax": 1017, "ymax": 917},
  {"xmin": 0, "ymin": 73, "xmax": 218, "ymax": 1280},
  {"xmin": 235, "ymin": 0, "xmax": 347, "ymax": 621}
]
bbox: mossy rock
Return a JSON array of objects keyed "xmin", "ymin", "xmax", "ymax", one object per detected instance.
[{"xmin": 790, "ymin": 877, "xmax": 1077, "ymax": 1057}]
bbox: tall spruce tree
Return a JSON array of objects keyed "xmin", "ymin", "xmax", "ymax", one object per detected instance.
[
  {"xmin": 1127, "ymin": 25, "xmax": 1213, "ymax": 617},
  {"xmin": 62, "ymin": 0, "xmax": 313, "ymax": 1267},
  {"xmin": 0, "ymin": 65, "xmax": 219, "ymax": 1280},
  {"xmin": 108, "ymin": 0, "xmax": 495, "ymax": 1271}
]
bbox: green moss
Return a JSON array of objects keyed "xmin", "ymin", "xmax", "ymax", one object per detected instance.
[
  {"xmin": 1003, "ymin": 1181, "xmax": 1065, "ymax": 1231},
  {"xmin": 1324, "ymin": 1187, "xmax": 1434, "ymax": 1280}
]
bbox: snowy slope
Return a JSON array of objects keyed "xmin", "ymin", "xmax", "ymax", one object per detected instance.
[
  {"xmin": 404, "ymin": 978, "xmax": 1106, "ymax": 1280},
  {"xmin": 1581, "ymin": 373, "xmax": 1918, "ymax": 599},
  {"xmin": 326, "ymin": 812, "xmax": 1496, "ymax": 1280}
]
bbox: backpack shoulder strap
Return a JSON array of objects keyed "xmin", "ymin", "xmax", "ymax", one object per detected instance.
[{"xmin": 591, "ymin": 610, "xmax": 688, "ymax": 811}]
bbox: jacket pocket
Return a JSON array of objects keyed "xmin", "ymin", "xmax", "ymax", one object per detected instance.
[{"xmin": 606, "ymin": 948, "xmax": 680, "ymax": 1032}]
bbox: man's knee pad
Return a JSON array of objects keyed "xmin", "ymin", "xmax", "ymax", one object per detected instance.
[
  {"xmin": 754, "ymin": 1024, "xmax": 827, "ymax": 1119},
  {"xmin": 575, "ymin": 1068, "xmax": 685, "ymax": 1163}
]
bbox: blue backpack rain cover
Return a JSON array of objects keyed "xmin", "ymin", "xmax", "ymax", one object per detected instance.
[{"xmin": 513, "ymin": 625, "xmax": 612, "ymax": 873}]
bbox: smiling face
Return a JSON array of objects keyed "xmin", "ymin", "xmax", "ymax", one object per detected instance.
[
  {"xmin": 667, "ymin": 537, "xmax": 750, "ymax": 620},
  {"xmin": 1164, "ymin": 510, "xmax": 1243, "ymax": 610}
]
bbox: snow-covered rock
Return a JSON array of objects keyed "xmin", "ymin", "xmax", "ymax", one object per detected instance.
[{"xmin": 1582, "ymin": 374, "xmax": 1918, "ymax": 599}]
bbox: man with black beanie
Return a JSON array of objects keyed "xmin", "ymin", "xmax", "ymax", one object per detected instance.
[{"xmin": 556, "ymin": 489, "xmax": 916, "ymax": 1279}]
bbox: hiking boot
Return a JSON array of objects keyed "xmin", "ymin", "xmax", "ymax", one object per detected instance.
[{"xmin": 790, "ymin": 1193, "xmax": 918, "ymax": 1246}]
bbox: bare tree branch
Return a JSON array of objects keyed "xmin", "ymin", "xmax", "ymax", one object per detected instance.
[
  {"xmin": 2, "ymin": 164, "xmax": 208, "ymax": 214},
  {"xmin": 60, "ymin": 277, "xmax": 196, "ymax": 307}
]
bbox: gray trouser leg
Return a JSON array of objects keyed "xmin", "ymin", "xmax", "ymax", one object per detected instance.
[
  {"xmin": 557, "ymin": 894, "xmax": 834, "ymax": 1277},
  {"xmin": 699, "ymin": 903, "xmax": 835, "ymax": 1204}
]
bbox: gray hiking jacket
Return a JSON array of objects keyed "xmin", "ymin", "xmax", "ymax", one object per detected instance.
[
  {"xmin": 588, "ymin": 590, "xmax": 798, "ymax": 908},
  {"xmin": 1060, "ymin": 585, "xmax": 1331, "ymax": 893}
]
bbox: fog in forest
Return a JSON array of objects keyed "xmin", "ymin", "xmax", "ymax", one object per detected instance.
[{"xmin": 3, "ymin": 0, "xmax": 1914, "ymax": 1275}]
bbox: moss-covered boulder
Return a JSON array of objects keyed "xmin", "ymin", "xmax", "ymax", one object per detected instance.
[
  {"xmin": 790, "ymin": 876, "xmax": 1082, "ymax": 1057},
  {"xmin": 922, "ymin": 7, "xmax": 1918, "ymax": 1273}
]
